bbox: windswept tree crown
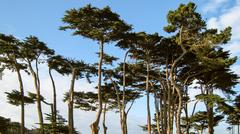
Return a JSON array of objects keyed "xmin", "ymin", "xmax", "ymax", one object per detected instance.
[{"xmin": 60, "ymin": 4, "xmax": 132, "ymax": 43}]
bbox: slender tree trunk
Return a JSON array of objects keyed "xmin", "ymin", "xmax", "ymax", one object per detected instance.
[
  {"xmin": 49, "ymin": 69, "xmax": 57, "ymax": 134},
  {"xmin": 170, "ymin": 26, "xmax": 186, "ymax": 134},
  {"xmin": 109, "ymin": 77, "xmax": 124, "ymax": 134},
  {"xmin": 161, "ymin": 93, "xmax": 166, "ymax": 134},
  {"xmin": 90, "ymin": 41, "xmax": 104, "ymax": 134},
  {"xmin": 120, "ymin": 50, "xmax": 130, "ymax": 134},
  {"xmin": 28, "ymin": 61, "xmax": 44, "ymax": 134},
  {"xmin": 175, "ymin": 86, "xmax": 183, "ymax": 134},
  {"xmin": 146, "ymin": 62, "xmax": 151, "ymax": 134},
  {"xmin": 102, "ymin": 103, "xmax": 107, "ymax": 134},
  {"xmin": 167, "ymin": 88, "xmax": 172, "ymax": 134},
  {"xmin": 154, "ymin": 91, "xmax": 161, "ymax": 134},
  {"xmin": 16, "ymin": 68, "xmax": 25, "ymax": 134},
  {"xmin": 184, "ymin": 88, "xmax": 190, "ymax": 134},
  {"xmin": 121, "ymin": 112, "xmax": 128, "ymax": 134},
  {"xmin": 207, "ymin": 89, "xmax": 214, "ymax": 134},
  {"xmin": 68, "ymin": 68, "xmax": 77, "ymax": 134}
]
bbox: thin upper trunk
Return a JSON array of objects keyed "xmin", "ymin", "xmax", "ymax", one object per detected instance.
[
  {"xmin": 170, "ymin": 26, "xmax": 186, "ymax": 134},
  {"xmin": 68, "ymin": 68, "xmax": 77, "ymax": 134},
  {"xmin": 154, "ymin": 91, "xmax": 161, "ymax": 134},
  {"xmin": 90, "ymin": 41, "xmax": 104, "ymax": 134},
  {"xmin": 120, "ymin": 50, "xmax": 130, "ymax": 134},
  {"xmin": 16, "ymin": 67, "xmax": 25, "ymax": 134},
  {"xmin": 49, "ymin": 69, "xmax": 57, "ymax": 134},
  {"xmin": 146, "ymin": 62, "xmax": 151, "ymax": 134}
]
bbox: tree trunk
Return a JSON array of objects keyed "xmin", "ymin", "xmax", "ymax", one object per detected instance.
[
  {"xmin": 169, "ymin": 26, "xmax": 186, "ymax": 134},
  {"xmin": 68, "ymin": 68, "xmax": 77, "ymax": 134},
  {"xmin": 184, "ymin": 88, "xmax": 190, "ymax": 134},
  {"xmin": 109, "ymin": 77, "xmax": 124, "ymax": 134},
  {"xmin": 121, "ymin": 112, "xmax": 128, "ymax": 134},
  {"xmin": 120, "ymin": 50, "xmax": 129, "ymax": 134},
  {"xmin": 28, "ymin": 61, "xmax": 44, "ymax": 134},
  {"xmin": 161, "ymin": 93, "xmax": 166, "ymax": 134},
  {"xmin": 175, "ymin": 86, "xmax": 183, "ymax": 134},
  {"xmin": 207, "ymin": 105, "xmax": 214, "ymax": 134},
  {"xmin": 102, "ymin": 103, "xmax": 107, "ymax": 134},
  {"xmin": 167, "ymin": 88, "xmax": 172, "ymax": 134},
  {"xmin": 146, "ymin": 62, "xmax": 151, "ymax": 134},
  {"xmin": 16, "ymin": 68, "xmax": 25, "ymax": 134},
  {"xmin": 90, "ymin": 41, "xmax": 104, "ymax": 134},
  {"xmin": 154, "ymin": 91, "xmax": 161, "ymax": 134},
  {"xmin": 207, "ymin": 89, "xmax": 214, "ymax": 134},
  {"xmin": 49, "ymin": 69, "xmax": 57, "ymax": 134}
]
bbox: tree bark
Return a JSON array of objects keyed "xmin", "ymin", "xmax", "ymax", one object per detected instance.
[
  {"xmin": 68, "ymin": 68, "xmax": 77, "ymax": 134},
  {"xmin": 49, "ymin": 69, "xmax": 57, "ymax": 134},
  {"xmin": 154, "ymin": 91, "xmax": 161, "ymax": 134},
  {"xmin": 28, "ymin": 61, "xmax": 44, "ymax": 134},
  {"xmin": 90, "ymin": 41, "xmax": 104, "ymax": 134},
  {"xmin": 207, "ymin": 103, "xmax": 214, "ymax": 134},
  {"xmin": 121, "ymin": 112, "xmax": 128, "ymax": 134},
  {"xmin": 102, "ymin": 103, "xmax": 107, "ymax": 134},
  {"xmin": 170, "ymin": 26, "xmax": 186, "ymax": 134},
  {"xmin": 146, "ymin": 62, "xmax": 151, "ymax": 134},
  {"xmin": 16, "ymin": 68, "xmax": 25, "ymax": 134},
  {"xmin": 120, "ymin": 50, "xmax": 130, "ymax": 134}
]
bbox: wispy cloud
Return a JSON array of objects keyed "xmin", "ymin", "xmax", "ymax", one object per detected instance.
[
  {"xmin": 206, "ymin": 0, "xmax": 240, "ymax": 57},
  {"xmin": 202, "ymin": 0, "xmax": 228, "ymax": 13}
]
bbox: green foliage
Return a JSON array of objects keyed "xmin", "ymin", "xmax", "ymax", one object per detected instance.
[
  {"xmin": 60, "ymin": 4, "xmax": 131, "ymax": 43},
  {"xmin": 5, "ymin": 90, "xmax": 35, "ymax": 106}
]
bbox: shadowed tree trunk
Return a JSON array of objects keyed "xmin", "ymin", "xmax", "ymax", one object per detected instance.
[
  {"xmin": 68, "ymin": 68, "xmax": 77, "ymax": 134},
  {"xmin": 49, "ymin": 68, "xmax": 57, "ymax": 134},
  {"xmin": 153, "ymin": 90, "xmax": 161, "ymax": 134},
  {"xmin": 207, "ymin": 88, "xmax": 214, "ymax": 134},
  {"xmin": 27, "ymin": 61, "xmax": 44, "ymax": 134},
  {"xmin": 91, "ymin": 41, "xmax": 104, "ymax": 134},
  {"xmin": 102, "ymin": 103, "xmax": 107, "ymax": 134},
  {"xmin": 16, "ymin": 67, "xmax": 25, "ymax": 134},
  {"xmin": 146, "ymin": 61, "xmax": 151, "ymax": 134}
]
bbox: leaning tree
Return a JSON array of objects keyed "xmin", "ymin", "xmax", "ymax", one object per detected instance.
[
  {"xmin": 20, "ymin": 36, "xmax": 54, "ymax": 134},
  {"xmin": 60, "ymin": 5, "xmax": 131, "ymax": 134},
  {"xmin": 0, "ymin": 33, "xmax": 28, "ymax": 134}
]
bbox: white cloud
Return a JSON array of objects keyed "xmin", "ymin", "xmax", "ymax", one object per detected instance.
[
  {"xmin": 203, "ymin": 0, "xmax": 228, "ymax": 13},
  {"xmin": 231, "ymin": 64, "xmax": 240, "ymax": 76},
  {"xmin": 206, "ymin": 0, "xmax": 240, "ymax": 57},
  {"xmin": 0, "ymin": 64, "xmax": 145, "ymax": 134}
]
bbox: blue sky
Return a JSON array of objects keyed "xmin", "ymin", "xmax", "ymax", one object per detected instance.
[{"xmin": 0, "ymin": 0, "xmax": 240, "ymax": 134}]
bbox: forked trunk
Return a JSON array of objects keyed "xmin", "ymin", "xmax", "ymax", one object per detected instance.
[
  {"xmin": 68, "ymin": 68, "xmax": 77, "ymax": 134},
  {"xmin": 90, "ymin": 41, "xmax": 104, "ymax": 134},
  {"xmin": 28, "ymin": 61, "xmax": 44, "ymax": 134}
]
